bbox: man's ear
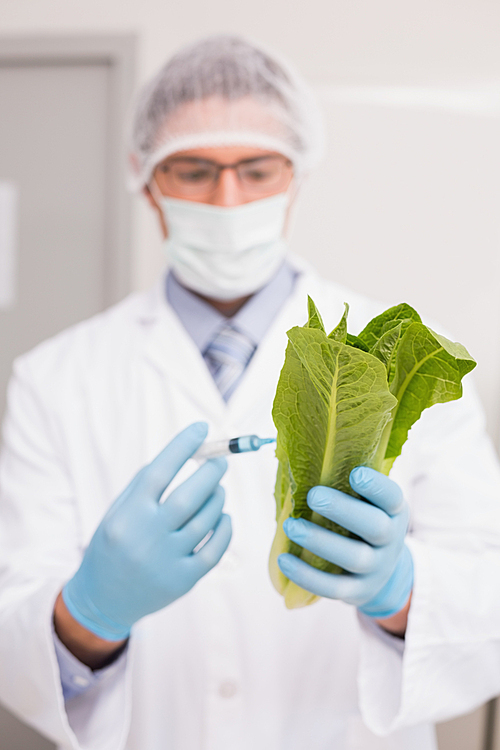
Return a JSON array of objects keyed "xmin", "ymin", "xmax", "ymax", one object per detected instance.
[
  {"xmin": 142, "ymin": 185, "xmax": 168, "ymax": 239},
  {"xmin": 284, "ymin": 177, "xmax": 301, "ymax": 237},
  {"xmin": 143, "ymin": 185, "xmax": 157, "ymax": 210}
]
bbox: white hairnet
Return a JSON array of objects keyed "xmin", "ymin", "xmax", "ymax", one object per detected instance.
[{"xmin": 129, "ymin": 35, "xmax": 325, "ymax": 190}]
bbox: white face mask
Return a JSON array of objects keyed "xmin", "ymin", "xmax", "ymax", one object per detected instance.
[{"xmin": 159, "ymin": 192, "xmax": 290, "ymax": 299}]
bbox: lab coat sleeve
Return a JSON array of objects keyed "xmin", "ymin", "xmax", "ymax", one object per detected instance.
[
  {"xmin": 357, "ymin": 378, "xmax": 500, "ymax": 734},
  {"xmin": 53, "ymin": 627, "xmax": 128, "ymax": 702},
  {"xmin": 0, "ymin": 356, "xmax": 133, "ymax": 750},
  {"xmin": 53, "ymin": 629, "xmax": 99, "ymax": 702}
]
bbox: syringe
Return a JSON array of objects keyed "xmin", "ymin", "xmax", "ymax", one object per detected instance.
[{"xmin": 193, "ymin": 434, "xmax": 276, "ymax": 461}]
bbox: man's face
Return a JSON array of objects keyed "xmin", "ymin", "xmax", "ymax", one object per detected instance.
[
  {"xmin": 153, "ymin": 145, "xmax": 293, "ymax": 206},
  {"xmin": 145, "ymin": 145, "xmax": 295, "ymax": 237}
]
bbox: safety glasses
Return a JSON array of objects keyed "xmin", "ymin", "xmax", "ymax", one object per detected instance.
[{"xmin": 155, "ymin": 155, "xmax": 293, "ymax": 198}]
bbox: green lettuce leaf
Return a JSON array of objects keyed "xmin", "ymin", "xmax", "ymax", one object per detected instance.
[
  {"xmin": 270, "ymin": 304, "xmax": 397, "ymax": 608},
  {"xmin": 328, "ymin": 301, "xmax": 348, "ymax": 343},
  {"xmin": 357, "ymin": 303, "xmax": 421, "ymax": 350},
  {"xmin": 270, "ymin": 299, "xmax": 476, "ymax": 609},
  {"xmin": 306, "ymin": 296, "xmax": 326, "ymax": 332},
  {"xmin": 376, "ymin": 323, "xmax": 477, "ymax": 473}
]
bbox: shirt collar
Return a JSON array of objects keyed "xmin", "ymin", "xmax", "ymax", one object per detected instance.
[{"xmin": 166, "ymin": 261, "xmax": 299, "ymax": 354}]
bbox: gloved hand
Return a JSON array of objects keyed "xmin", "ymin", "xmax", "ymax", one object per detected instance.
[
  {"xmin": 278, "ymin": 467, "xmax": 413, "ymax": 619},
  {"xmin": 63, "ymin": 422, "xmax": 232, "ymax": 641}
]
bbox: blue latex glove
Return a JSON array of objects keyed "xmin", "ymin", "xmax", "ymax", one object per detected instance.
[
  {"xmin": 63, "ymin": 422, "xmax": 232, "ymax": 641},
  {"xmin": 278, "ymin": 467, "xmax": 413, "ymax": 619}
]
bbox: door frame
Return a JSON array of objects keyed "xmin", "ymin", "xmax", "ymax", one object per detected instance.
[{"xmin": 0, "ymin": 34, "xmax": 136, "ymax": 306}]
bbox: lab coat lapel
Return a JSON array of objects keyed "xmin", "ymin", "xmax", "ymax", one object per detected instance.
[
  {"xmin": 138, "ymin": 278, "xmax": 228, "ymax": 424},
  {"xmin": 226, "ymin": 270, "xmax": 334, "ymax": 426}
]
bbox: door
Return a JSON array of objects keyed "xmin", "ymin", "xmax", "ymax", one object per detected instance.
[{"xmin": 0, "ymin": 35, "xmax": 134, "ymax": 750}]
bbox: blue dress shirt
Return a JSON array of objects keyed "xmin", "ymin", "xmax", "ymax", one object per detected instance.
[{"xmin": 166, "ymin": 261, "xmax": 298, "ymax": 356}]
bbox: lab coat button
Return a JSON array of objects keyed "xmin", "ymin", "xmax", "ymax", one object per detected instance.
[
  {"xmin": 218, "ymin": 680, "xmax": 238, "ymax": 698},
  {"xmin": 73, "ymin": 675, "xmax": 90, "ymax": 687}
]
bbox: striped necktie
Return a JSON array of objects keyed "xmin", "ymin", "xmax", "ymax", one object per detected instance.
[{"xmin": 204, "ymin": 324, "xmax": 257, "ymax": 401}]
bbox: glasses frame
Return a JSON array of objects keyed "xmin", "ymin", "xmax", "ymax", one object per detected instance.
[{"xmin": 155, "ymin": 154, "xmax": 294, "ymax": 197}]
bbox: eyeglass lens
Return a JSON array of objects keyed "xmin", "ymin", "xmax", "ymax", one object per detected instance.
[{"xmin": 156, "ymin": 156, "xmax": 292, "ymax": 196}]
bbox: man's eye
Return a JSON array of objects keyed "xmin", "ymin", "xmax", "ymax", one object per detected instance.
[
  {"xmin": 245, "ymin": 169, "xmax": 273, "ymax": 182},
  {"xmin": 177, "ymin": 169, "xmax": 212, "ymax": 183}
]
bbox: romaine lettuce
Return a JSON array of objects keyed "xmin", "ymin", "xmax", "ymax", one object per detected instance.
[{"xmin": 269, "ymin": 298, "xmax": 476, "ymax": 609}]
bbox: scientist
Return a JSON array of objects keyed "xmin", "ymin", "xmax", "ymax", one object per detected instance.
[{"xmin": 1, "ymin": 34, "xmax": 500, "ymax": 750}]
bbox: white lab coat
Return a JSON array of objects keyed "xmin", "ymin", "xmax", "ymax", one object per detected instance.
[{"xmin": 1, "ymin": 261, "xmax": 500, "ymax": 750}]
